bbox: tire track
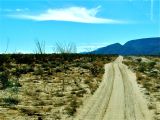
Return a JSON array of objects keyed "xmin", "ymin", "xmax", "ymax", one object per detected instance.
[
  {"xmin": 75, "ymin": 63, "xmax": 115, "ymax": 120},
  {"xmin": 103, "ymin": 63, "xmax": 125, "ymax": 120},
  {"xmin": 120, "ymin": 64, "xmax": 153, "ymax": 120},
  {"xmin": 75, "ymin": 56, "xmax": 153, "ymax": 120},
  {"xmin": 119, "ymin": 64, "xmax": 136, "ymax": 120}
]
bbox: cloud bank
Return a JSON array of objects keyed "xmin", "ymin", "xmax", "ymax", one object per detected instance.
[{"xmin": 9, "ymin": 6, "xmax": 124, "ymax": 24}]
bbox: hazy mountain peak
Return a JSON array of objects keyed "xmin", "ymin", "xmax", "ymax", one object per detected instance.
[{"xmin": 90, "ymin": 37, "xmax": 160, "ymax": 55}]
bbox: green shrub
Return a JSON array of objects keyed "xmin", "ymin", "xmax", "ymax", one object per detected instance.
[
  {"xmin": 148, "ymin": 61, "xmax": 156, "ymax": 68},
  {"xmin": 3, "ymin": 96, "xmax": 19, "ymax": 106},
  {"xmin": 136, "ymin": 58, "xmax": 142, "ymax": 63},
  {"xmin": 65, "ymin": 97, "xmax": 78, "ymax": 116},
  {"xmin": 0, "ymin": 65, "xmax": 7, "ymax": 72},
  {"xmin": 138, "ymin": 64, "xmax": 146, "ymax": 72},
  {"xmin": 33, "ymin": 67, "xmax": 44, "ymax": 75},
  {"xmin": 0, "ymin": 54, "xmax": 11, "ymax": 64},
  {"xmin": 0, "ymin": 71, "xmax": 10, "ymax": 89},
  {"xmin": 12, "ymin": 66, "xmax": 24, "ymax": 77}
]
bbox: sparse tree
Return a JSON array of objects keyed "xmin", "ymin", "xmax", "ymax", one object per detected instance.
[
  {"xmin": 55, "ymin": 41, "xmax": 77, "ymax": 54},
  {"xmin": 35, "ymin": 40, "xmax": 45, "ymax": 54}
]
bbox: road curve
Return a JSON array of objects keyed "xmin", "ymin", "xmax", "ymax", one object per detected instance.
[{"xmin": 75, "ymin": 56, "xmax": 153, "ymax": 120}]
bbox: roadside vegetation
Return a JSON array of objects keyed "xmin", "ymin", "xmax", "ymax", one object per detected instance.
[
  {"xmin": 0, "ymin": 53, "xmax": 117, "ymax": 120},
  {"xmin": 123, "ymin": 56, "xmax": 160, "ymax": 120}
]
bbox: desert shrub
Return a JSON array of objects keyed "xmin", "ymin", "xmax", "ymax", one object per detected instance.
[
  {"xmin": 55, "ymin": 42, "xmax": 77, "ymax": 54},
  {"xmin": 65, "ymin": 105, "xmax": 76, "ymax": 116},
  {"xmin": 148, "ymin": 72, "xmax": 158, "ymax": 77},
  {"xmin": 90, "ymin": 66, "xmax": 99, "ymax": 77},
  {"xmin": 3, "ymin": 96, "xmax": 19, "ymax": 106},
  {"xmin": 0, "ymin": 54, "xmax": 11, "ymax": 64},
  {"xmin": 89, "ymin": 62, "xmax": 104, "ymax": 77},
  {"xmin": 42, "ymin": 62, "xmax": 52, "ymax": 68},
  {"xmin": 123, "ymin": 61, "xmax": 130, "ymax": 66},
  {"xmin": 76, "ymin": 88, "xmax": 87, "ymax": 97},
  {"xmin": 35, "ymin": 40, "xmax": 45, "ymax": 54},
  {"xmin": 33, "ymin": 67, "xmax": 44, "ymax": 75},
  {"xmin": 55, "ymin": 91, "xmax": 64, "ymax": 97},
  {"xmin": 65, "ymin": 97, "xmax": 78, "ymax": 116},
  {"xmin": 84, "ymin": 79, "xmax": 90, "ymax": 84},
  {"xmin": 80, "ymin": 63, "xmax": 92, "ymax": 69},
  {"xmin": 52, "ymin": 112, "xmax": 61, "ymax": 120},
  {"xmin": 12, "ymin": 78, "xmax": 21, "ymax": 88},
  {"xmin": 33, "ymin": 100, "xmax": 45, "ymax": 106},
  {"xmin": 0, "ymin": 71, "xmax": 10, "ymax": 89},
  {"xmin": 20, "ymin": 107, "xmax": 38, "ymax": 116},
  {"xmin": 147, "ymin": 61, "xmax": 156, "ymax": 68},
  {"xmin": 55, "ymin": 67, "xmax": 62, "ymax": 73},
  {"xmin": 54, "ymin": 100, "xmax": 65, "ymax": 107},
  {"xmin": 136, "ymin": 58, "xmax": 142, "ymax": 63},
  {"xmin": 148, "ymin": 103, "xmax": 156, "ymax": 110},
  {"xmin": 54, "ymin": 42, "xmax": 77, "ymax": 62},
  {"xmin": 12, "ymin": 54, "xmax": 35, "ymax": 64},
  {"xmin": 88, "ymin": 82, "xmax": 98, "ymax": 94},
  {"xmin": 143, "ymin": 82, "xmax": 152, "ymax": 90},
  {"xmin": 136, "ymin": 72, "xmax": 143, "ymax": 81},
  {"xmin": 25, "ymin": 65, "xmax": 34, "ymax": 72},
  {"xmin": 0, "ymin": 64, "xmax": 7, "ymax": 72},
  {"xmin": 12, "ymin": 66, "xmax": 31, "ymax": 77},
  {"xmin": 138, "ymin": 64, "xmax": 146, "ymax": 72},
  {"xmin": 47, "ymin": 68, "xmax": 54, "ymax": 75}
]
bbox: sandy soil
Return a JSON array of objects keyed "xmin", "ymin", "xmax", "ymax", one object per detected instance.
[
  {"xmin": 75, "ymin": 56, "xmax": 153, "ymax": 120},
  {"xmin": 0, "ymin": 55, "xmax": 117, "ymax": 120}
]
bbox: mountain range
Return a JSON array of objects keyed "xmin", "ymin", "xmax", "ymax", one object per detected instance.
[{"xmin": 90, "ymin": 37, "xmax": 160, "ymax": 55}]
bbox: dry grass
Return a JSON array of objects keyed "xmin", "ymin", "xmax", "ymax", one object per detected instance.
[{"xmin": 0, "ymin": 54, "xmax": 117, "ymax": 119}]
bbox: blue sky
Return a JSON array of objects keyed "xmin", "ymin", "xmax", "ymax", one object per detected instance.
[{"xmin": 0, "ymin": 0, "xmax": 159, "ymax": 53}]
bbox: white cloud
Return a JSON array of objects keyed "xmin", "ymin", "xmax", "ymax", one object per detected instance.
[
  {"xmin": 9, "ymin": 6, "xmax": 124, "ymax": 24},
  {"xmin": 16, "ymin": 9, "xmax": 23, "ymax": 12}
]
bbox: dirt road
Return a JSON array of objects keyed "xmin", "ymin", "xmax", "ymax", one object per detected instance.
[{"xmin": 75, "ymin": 56, "xmax": 153, "ymax": 120}]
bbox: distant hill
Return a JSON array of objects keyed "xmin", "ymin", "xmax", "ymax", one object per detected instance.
[{"xmin": 90, "ymin": 37, "xmax": 160, "ymax": 55}]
